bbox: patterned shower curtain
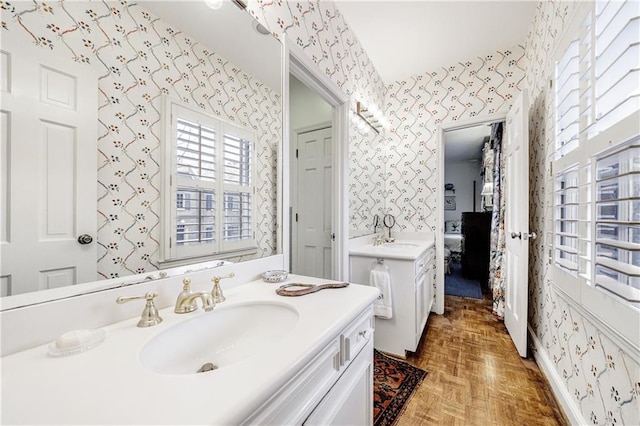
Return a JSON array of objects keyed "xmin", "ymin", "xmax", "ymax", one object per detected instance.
[{"xmin": 487, "ymin": 122, "xmax": 506, "ymax": 319}]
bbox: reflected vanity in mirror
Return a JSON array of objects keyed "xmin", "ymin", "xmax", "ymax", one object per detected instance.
[{"xmin": 0, "ymin": 0, "xmax": 283, "ymax": 309}]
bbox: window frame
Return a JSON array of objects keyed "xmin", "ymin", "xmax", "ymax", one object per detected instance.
[
  {"xmin": 160, "ymin": 97, "xmax": 257, "ymax": 264},
  {"xmin": 548, "ymin": 0, "xmax": 640, "ymax": 348}
]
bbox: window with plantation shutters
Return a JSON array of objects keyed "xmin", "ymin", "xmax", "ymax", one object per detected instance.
[
  {"xmin": 551, "ymin": 1, "xmax": 640, "ymax": 310},
  {"xmin": 594, "ymin": 139, "xmax": 640, "ymax": 304},
  {"xmin": 222, "ymin": 133, "xmax": 253, "ymax": 244},
  {"xmin": 163, "ymin": 100, "xmax": 256, "ymax": 261},
  {"xmin": 593, "ymin": 0, "xmax": 640, "ymax": 135},
  {"xmin": 554, "ymin": 166, "xmax": 580, "ymax": 275},
  {"xmin": 555, "ymin": 38, "xmax": 580, "ymax": 159}
]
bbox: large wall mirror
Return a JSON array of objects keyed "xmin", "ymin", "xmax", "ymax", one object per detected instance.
[{"xmin": 0, "ymin": 0, "xmax": 283, "ymax": 308}]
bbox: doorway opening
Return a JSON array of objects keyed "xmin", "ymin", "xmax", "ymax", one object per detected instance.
[
  {"xmin": 436, "ymin": 92, "xmax": 530, "ymax": 357},
  {"xmin": 289, "ymin": 75, "xmax": 333, "ymax": 278},
  {"xmin": 435, "ymin": 114, "xmax": 506, "ymax": 316},
  {"xmin": 285, "ymin": 42, "xmax": 350, "ymax": 280},
  {"xmin": 443, "ymin": 123, "xmax": 493, "ymax": 303}
]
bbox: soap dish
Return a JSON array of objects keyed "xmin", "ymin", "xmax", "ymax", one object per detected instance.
[
  {"xmin": 48, "ymin": 329, "xmax": 106, "ymax": 357},
  {"xmin": 262, "ymin": 270, "xmax": 288, "ymax": 283}
]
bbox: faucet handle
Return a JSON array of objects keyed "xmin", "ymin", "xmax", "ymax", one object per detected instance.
[
  {"xmin": 182, "ymin": 278, "xmax": 192, "ymax": 290},
  {"xmin": 212, "ymin": 272, "xmax": 235, "ymax": 283},
  {"xmin": 211, "ymin": 273, "xmax": 234, "ymax": 303},
  {"xmin": 116, "ymin": 291, "xmax": 163, "ymax": 327}
]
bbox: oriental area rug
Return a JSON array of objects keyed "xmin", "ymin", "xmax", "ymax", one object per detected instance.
[{"xmin": 373, "ymin": 349, "xmax": 427, "ymax": 426}]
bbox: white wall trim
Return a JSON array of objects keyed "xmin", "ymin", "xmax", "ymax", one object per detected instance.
[
  {"xmin": 280, "ymin": 38, "xmax": 290, "ymax": 272},
  {"xmin": 293, "ymin": 121, "xmax": 332, "ymax": 135},
  {"xmin": 529, "ymin": 326, "xmax": 587, "ymax": 426},
  {"xmin": 285, "ymin": 39, "xmax": 350, "ymax": 281},
  {"xmin": 435, "ymin": 112, "xmax": 507, "ymax": 315}
]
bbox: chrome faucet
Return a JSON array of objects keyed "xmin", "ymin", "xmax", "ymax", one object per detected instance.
[{"xmin": 175, "ymin": 278, "xmax": 215, "ymax": 314}]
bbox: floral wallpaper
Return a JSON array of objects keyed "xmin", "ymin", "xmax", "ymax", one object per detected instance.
[
  {"xmin": 4, "ymin": 0, "xmax": 637, "ymax": 422},
  {"xmin": 1, "ymin": 0, "xmax": 280, "ymax": 279},
  {"xmin": 349, "ymin": 123, "xmax": 386, "ymax": 234},
  {"xmin": 246, "ymin": 0, "xmax": 389, "ymax": 234},
  {"xmin": 526, "ymin": 1, "xmax": 639, "ymax": 424},
  {"xmin": 385, "ymin": 46, "xmax": 526, "ymax": 232},
  {"xmin": 252, "ymin": 0, "xmax": 640, "ymax": 423}
]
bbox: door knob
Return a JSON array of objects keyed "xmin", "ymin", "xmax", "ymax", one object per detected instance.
[
  {"xmin": 523, "ymin": 232, "xmax": 537, "ymax": 240},
  {"xmin": 77, "ymin": 234, "xmax": 93, "ymax": 245},
  {"xmin": 510, "ymin": 232, "xmax": 522, "ymax": 239}
]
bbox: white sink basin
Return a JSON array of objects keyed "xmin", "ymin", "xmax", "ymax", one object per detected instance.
[
  {"xmin": 139, "ymin": 302, "xmax": 299, "ymax": 375},
  {"xmin": 384, "ymin": 242, "xmax": 418, "ymax": 249}
]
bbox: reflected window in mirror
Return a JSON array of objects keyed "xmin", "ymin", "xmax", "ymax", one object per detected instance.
[{"xmin": 163, "ymin": 99, "xmax": 257, "ymax": 263}]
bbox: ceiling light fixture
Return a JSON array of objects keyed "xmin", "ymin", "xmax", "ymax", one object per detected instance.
[
  {"xmin": 204, "ymin": 0, "xmax": 224, "ymax": 10},
  {"xmin": 252, "ymin": 20, "xmax": 271, "ymax": 36}
]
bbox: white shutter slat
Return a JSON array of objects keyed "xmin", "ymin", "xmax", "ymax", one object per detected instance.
[
  {"xmin": 595, "ymin": 278, "xmax": 640, "ymax": 304},
  {"xmin": 594, "ymin": 1, "xmax": 640, "ymax": 133},
  {"xmin": 555, "ymin": 257, "xmax": 579, "ymax": 272},
  {"xmin": 176, "ymin": 118, "xmax": 216, "ymax": 182}
]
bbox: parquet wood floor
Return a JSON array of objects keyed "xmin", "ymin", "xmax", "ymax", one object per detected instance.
[{"xmin": 395, "ymin": 293, "xmax": 569, "ymax": 426}]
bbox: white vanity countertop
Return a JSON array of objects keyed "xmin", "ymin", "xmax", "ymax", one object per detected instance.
[
  {"xmin": 1, "ymin": 276, "xmax": 379, "ymax": 425},
  {"xmin": 349, "ymin": 239, "xmax": 434, "ymax": 260}
]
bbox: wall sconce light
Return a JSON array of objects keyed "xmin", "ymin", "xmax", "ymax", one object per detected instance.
[{"xmin": 356, "ymin": 101, "xmax": 386, "ymax": 134}]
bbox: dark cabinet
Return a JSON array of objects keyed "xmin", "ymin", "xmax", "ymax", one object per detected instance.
[{"xmin": 461, "ymin": 212, "xmax": 492, "ymax": 286}]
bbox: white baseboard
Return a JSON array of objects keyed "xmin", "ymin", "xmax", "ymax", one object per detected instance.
[{"xmin": 528, "ymin": 327, "xmax": 587, "ymax": 425}]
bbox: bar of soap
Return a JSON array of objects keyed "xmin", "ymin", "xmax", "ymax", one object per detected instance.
[{"xmin": 55, "ymin": 329, "xmax": 92, "ymax": 349}]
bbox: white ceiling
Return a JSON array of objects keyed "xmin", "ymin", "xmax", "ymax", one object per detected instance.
[
  {"xmin": 444, "ymin": 124, "xmax": 490, "ymax": 161},
  {"xmin": 142, "ymin": 1, "xmax": 282, "ymax": 93},
  {"xmin": 336, "ymin": 0, "xmax": 538, "ymax": 84}
]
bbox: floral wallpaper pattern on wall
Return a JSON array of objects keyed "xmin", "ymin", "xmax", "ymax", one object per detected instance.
[
  {"xmin": 525, "ymin": 1, "xmax": 639, "ymax": 424},
  {"xmin": 1, "ymin": 0, "xmax": 280, "ymax": 280},
  {"xmin": 5, "ymin": 0, "xmax": 637, "ymax": 422},
  {"xmin": 349, "ymin": 123, "xmax": 386, "ymax": 234},
  {"xmin": 385, "ymin": 46, "xmax": 526, "ymax": 233},
  {"xmin": 246, "ymin": 0, "xmax": 389, "ymax": 234},
  {"xmin": 253, "ymin": 0, "xmax": 640, "ymax": 423}
]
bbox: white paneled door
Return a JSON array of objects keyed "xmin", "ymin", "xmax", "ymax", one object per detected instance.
[
  {"xmin": 504, "ymin": 90, "xmax": 530, "ymax": 357},
  {"xmin": 293, "ymin": 126, "xmax": 332, "ymax": 279},
  {"xmin": 1, "ymin": 36, "xmax": 98, "ymax": 296}
]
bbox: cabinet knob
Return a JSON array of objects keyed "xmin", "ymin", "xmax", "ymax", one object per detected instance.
[{"xmin": 358, "ymin": 329, "xmax": 372, "ymax": 340}]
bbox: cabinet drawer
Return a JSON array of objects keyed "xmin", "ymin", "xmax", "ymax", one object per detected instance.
[
  {"xmin": 304, "ymin": 340, "xmax": 374, "ymax": 426},
  {"xmin": 340, "ymin": 306, "xmax": 374, "ymax": 367},
  {"xmin": 414, "ymin": 253, "xmax": 428, "ymax": 276},
  {"xmin": 244, "ymin": 339, "xmax": 342, "ymax": 425}
]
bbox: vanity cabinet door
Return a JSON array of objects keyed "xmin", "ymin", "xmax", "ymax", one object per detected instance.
[
  {"xmin": 304, "ymin": 340, "xmax": 374, "ymax": 426},
  {"xmin": 244, "ymin": 339, "xmax": 342, "ymax": 425},
  {"xmin": 425, "ymin": 248, "xmax": 435, "ymax": 313},
  {"xmin": 414, "ymin": 271, "xmax": 427, "ymax": 348}
]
